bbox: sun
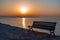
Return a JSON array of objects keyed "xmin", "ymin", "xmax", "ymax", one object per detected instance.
[{"xmin": 20, "ymin": 7, "xmax": 28, "ymax": 14}]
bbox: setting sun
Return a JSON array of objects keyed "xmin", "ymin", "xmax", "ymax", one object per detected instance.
[{"xmin": 20, "ymin": 7, "xmax": 28, "ymax": 14}]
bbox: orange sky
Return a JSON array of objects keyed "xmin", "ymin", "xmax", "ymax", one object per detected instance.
[{"xmin": 0, "ymin": 0, "xmax": 60, "ymax": 17}]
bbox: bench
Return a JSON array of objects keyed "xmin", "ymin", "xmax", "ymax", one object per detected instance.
[{"xmin": 28, "ymin": 21, "xmax": 57, "ymax": 38}]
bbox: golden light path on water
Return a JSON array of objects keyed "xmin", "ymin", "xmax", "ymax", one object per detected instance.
[{"xmin": 22, "ymin": 18, "xmax": 26, "ymax": 28}]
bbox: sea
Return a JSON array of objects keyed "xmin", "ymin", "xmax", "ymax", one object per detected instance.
[{"xmin": 0, "ymin": 17, "xmax": 60, "ymax": 35}]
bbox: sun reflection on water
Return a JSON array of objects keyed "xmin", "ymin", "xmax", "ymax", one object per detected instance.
[{"xmin": 22, "ymin": 18, "xmax": 26, "ymax": 28}]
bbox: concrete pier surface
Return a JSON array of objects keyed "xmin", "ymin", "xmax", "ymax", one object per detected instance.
[{"xmin": 0, "ymin": 23, "xmax": 60, "ymax": 40}]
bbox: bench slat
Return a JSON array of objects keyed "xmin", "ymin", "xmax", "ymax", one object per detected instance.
[{"xmin": 31, "ymin": 21, "xmax": 56, "ymax": 30}]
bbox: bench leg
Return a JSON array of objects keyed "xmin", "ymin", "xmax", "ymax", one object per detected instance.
[
  {"xmin": 49, "ymin": 31, "xmax": 55, "ymax": 38},
  {"xmin": 53, "ymin": 32, "xmax": 55, "ymax": 38},
  {"xmin": 28, "ymin": 27, "xmax": 33, "ymax": 32}
]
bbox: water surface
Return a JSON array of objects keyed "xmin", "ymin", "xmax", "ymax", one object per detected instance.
[{"xmin": 0, "ymin": 17, "xmax": 60, "ymax": 35}]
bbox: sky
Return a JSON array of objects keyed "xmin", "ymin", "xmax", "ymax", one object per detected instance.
[{"xmin": 0, "ymin": 0, "xmax": 60, "ymax": 17}]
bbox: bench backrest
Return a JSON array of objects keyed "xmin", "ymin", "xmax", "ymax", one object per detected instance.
[{"xmin": 32, "ymin": 21, "xmax": 57, "ymax": 30}]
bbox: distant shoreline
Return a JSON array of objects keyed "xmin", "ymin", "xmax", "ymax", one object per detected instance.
[{"xmin": 0, "ymin": 16, "xmax": 59, "ymax": 18}]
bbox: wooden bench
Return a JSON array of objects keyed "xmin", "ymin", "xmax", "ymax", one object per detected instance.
[{"xmin": 28, "ymin": 21, "xmax": 57, "ymax": 38}]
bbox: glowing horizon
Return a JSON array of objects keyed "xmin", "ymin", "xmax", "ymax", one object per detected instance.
[{"xmin": 0, "ymin": 0, "xmax": 60, "ymax": 17}]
